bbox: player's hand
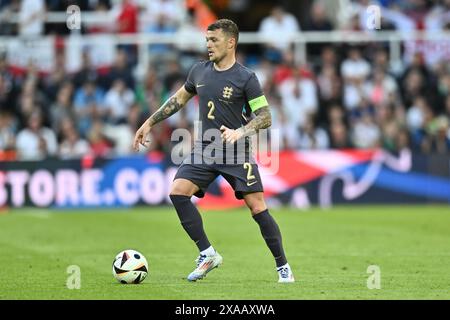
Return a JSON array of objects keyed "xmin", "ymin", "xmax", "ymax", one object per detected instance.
[
  {"xmin": 133, "ymin": 121, "xmax": 152, "ymax": 151},
  {"xmin": 220, "ymin": 125, "xmax": 243, "ymax": 144}
]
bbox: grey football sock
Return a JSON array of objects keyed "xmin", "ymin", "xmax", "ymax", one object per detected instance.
[
  {"xmin": 253, "ymin": 209, "xmax": 288, "ymax": 268},
  {"xmin": 170, "ymin": 194, "xmax": 211, "ymax": 251}
]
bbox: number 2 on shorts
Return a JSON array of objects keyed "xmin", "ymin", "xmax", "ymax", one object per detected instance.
[{"xmin": 243, "ymin": 162, "xmax": 256, "ymax": 181}]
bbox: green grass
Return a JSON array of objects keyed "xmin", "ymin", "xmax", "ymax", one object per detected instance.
[{"xmin": 0, "ymin": 205, "xmax": 449, "ymax": 300}]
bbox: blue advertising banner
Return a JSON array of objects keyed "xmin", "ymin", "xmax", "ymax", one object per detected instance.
[{"xmin": 0, "ymin": 149, "xmax": 449, "ymax": 209}]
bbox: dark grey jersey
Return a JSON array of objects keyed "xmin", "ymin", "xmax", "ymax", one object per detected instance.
[{"xmin": 184, "ymin": 61, "xmax": 269, "ymax": 163}]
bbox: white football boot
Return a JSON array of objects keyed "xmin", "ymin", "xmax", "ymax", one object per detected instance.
[
  {"xmin": 187, "ymin": 252, "xmax": 223, "ymax": 281},
  {"xmin": 277, "ymin": 263, "xmax": 295, "ymax": 283}
]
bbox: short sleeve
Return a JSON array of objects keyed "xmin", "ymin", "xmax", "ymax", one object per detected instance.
[
  {"xmin": 184, "ymin": 63, "xmax": 198, "ymax": 95},
  {"xmin": 245, "ymin": 73, "xmax": 268, "ymax": 112}
]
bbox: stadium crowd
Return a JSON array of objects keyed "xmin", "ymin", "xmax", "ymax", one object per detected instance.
[{"xmin": 0, "ymin": 0, "xmax": 449, "ymax": 160}]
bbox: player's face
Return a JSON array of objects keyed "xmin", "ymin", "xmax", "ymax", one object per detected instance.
[{"xmin": 206, "ymin": 29, "xmax": 233, "ymax": 63}]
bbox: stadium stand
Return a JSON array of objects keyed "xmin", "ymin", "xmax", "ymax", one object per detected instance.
[{"xmin": 0, "ymin": 0, "xmax": 449, "ymax": 161}]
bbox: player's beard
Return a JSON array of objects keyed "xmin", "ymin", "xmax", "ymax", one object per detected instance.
[{"xmin": 210, "ymin": 50, "xmax": 226, "ymax": 64}]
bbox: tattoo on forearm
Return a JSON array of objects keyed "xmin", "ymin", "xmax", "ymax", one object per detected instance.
[
  {"xmin": 148, "ymin": 97, "xmax": 184, "ymax": 126},
  {"xmin": 241, "ymin": 106, "xmax": 272, "ymax": 136}
]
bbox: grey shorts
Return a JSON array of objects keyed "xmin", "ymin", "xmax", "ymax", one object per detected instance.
[{"xmin": 174, "ymin": 156, "xmax": 264, "ymax": 199}]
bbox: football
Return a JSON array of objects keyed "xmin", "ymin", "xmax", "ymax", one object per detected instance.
[{"xmin": 112, "ymin": 249, "xmax": 148, "ymax": 284}]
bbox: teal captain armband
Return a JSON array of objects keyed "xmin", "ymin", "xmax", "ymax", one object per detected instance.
[{"xmin": 248, "ymin": 95, "xmax": 268, "ymax": 112}]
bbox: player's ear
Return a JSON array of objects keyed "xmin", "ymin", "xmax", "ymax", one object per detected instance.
[{"xmin": 228, "ymin": 37, "xmax": 235, "ymax": 50}]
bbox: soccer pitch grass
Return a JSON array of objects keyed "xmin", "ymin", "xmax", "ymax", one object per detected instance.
[{"xmin": 0, "ymin": 205, "xmax": 449, "ymax": 300}]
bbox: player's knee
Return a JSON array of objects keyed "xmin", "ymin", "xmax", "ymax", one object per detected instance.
[
  {"xmin": 248, "ymin": 203, "xmax": 267, "ymax": 216},
  {"xmin": 169, "ymin": 188, "xmax": 192, "ymax": 198},
  {"xmin": 169, "ymin": 182, "xmax": 194, "ymax": 197}
]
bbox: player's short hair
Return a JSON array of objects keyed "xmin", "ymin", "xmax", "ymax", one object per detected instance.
[{"xmin": 207, "ymin": 19, "xmax": 239, "ymax": 46}]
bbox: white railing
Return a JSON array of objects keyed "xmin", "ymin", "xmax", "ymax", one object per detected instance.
[{"xmin": 1, "ymin": 27, "xmax": 449, "ymax": 74}]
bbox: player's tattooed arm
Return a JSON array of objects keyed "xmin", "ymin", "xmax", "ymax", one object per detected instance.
[
  {"xmin": 240, "ymin": 106, "xmax": 272, "ymax": 137},
  {"xmin": 146, "ymin": 86, "xmax": 194, "ymax": 127},
  {"xmin": 220, "ymin": 106, "xmax": 272, "ymax": 143},
  {"xmin": 147, "ymin": 97, "xmax": 183, "ymax": 126},
  {"xmin": 133, "ymin": 86, "xmax": 194, "ymax": 150}
]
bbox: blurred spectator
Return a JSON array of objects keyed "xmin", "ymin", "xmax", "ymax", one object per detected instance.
[
  {"xmin": 351, "ymin": 112, "xmax": 381, "ymax": 148},
  {"xmin": 175, "ymin": 12, "xmax": 205, "ymax": 58},
  {"xmin": 85, "ymin": 0, "xmax": 115, "ymax": 34},
  {"xmin": 341, "ymin": 9, "xmax": 362, "ymax": 31},
  {"xmin": 18, "ymin": 0, "xmax": 45, "ymax": 36},
  {"xmin": 401, "ymin": 51, "xmax": 433, "ymax": 85},
  {"xmin": 127, "ymin": 102, "xmax": 145, "ymax": 133},
  {"xmin": 135, "ymin": 66, "xmax": 163, "ymax": 115},
  {"xmin": 254, "ymin": 58, "xmax": 273, "ymax": 91},
  {"xmin": 425, "ymin": 0, "xmax": 450, "ymax": 31},
  {"xmin": 72, "ymin": 51, "xmax": 99, "ymax": 89},
  {"xmin": 329, "ymin": 121, "xmax": 352, "ymax": 149},
  {"xmin": 372, "ymin": 48, "xmax": 399, "ymax": 77},
  {"xmin": 327, "ymin": 104, "xmax": 347, "ymax": 125},
  {"xmin": 58, "ymin": 117, "xmax": 91, "ymax": 159},
  {"xmin": 0, "ymin": 0, "xmax": 20, "ymax": 35},
  {"xmin": 50, "ymin": 82, "xmax": 75, "ymax": 134},
  {"xmin": 0, "ymin": 110, "xmax": 16, "ymax": 150},
  {"xmin": 17, "ymin": 75, "xmax": 48, "ymax": 126},
  {"xmin": 146, "ymin": 14, "xmax": 178, "ymax": 57},
  {"xmin": 267, "ymin": 94, "xmax": 292, "ymax": 150},
  {"xmin": 104, "ymin": 78, "xmax": 135, "ymax": 124},
  {"xmin": 0, "ymin": 0, "xmax": 11, "ymax": 10},
  {"xmin": 303, "ymin": 1, "xmax": 334, "ymax": 58},
  {"xmin": 278, "ymin": 67, "xmax": 318, "ymax": 129},
  {"xmin": 163, "ymin": 59, "xmax": 185, "ymax": 93},
  {"xmin": 317, "ymin": 64, "xmax": 342, "ymax": 106},
  {"xmin": 296, "ymin": 116, "xmax": 330, "ymax": 149},
  {"xmin": 406, "ymin": 96, "xmax": 433, "ymax": 152},
  {"xmin": 73, "ymin": 80, "xmax": 105, "ymax": 136},
  {"xmin": 436, "ymin": 70, "xmax": 450, "ymax": 112},
  {"xmin": 43, "ymin": 52, "xmax": 67, "ymax": 102},
  {"xmin": 258, "ymin": 6, "xmax": 300, "ymax": 63},
  {"xmin": 364, "ymin": 67, "xmax": 398, "ymax": 107},
  {"xmin": 16, "ymin": 111, "xmax": 57, "ymax": 160},
  {"xmin": 407, "ymin": 96, "xmax": 429, "ymax": 132},
  {"xmin": 341, "ymin": 47, "xmax": 371, "ymax": 110},
  {"xmin": 304, "ymin": 1, "xmax": 333, "ymax": 31},
  {"xmin": 100, "ymin": 48, "xmax": 135, "ymax": 90},
  {"xmin": 272, "ymin": 50, "xmax": 296, "ymax": 85},
  {"xmin": 400, "ymin": 66, "xmax": 430, "ymax": 109},
  {"xmin": 417, "ymin": 107, "xmax": 449, "ymax": 154},
  {"xmin": 445, "ymin": 95, "xmax": 450, "ymax": 123},
  {"xmin": 87, "ymin": 120, "xmax": 114, "ymax": 157},
  {"xmin": 0, "ymin": 71, "xmax": 16, "ymax": 114},
  {"xmin": 325, "ymin": 103, "xmax": 353, "ymax": 149},
  {"xmin": 394, "ymin": 128, "xmax": 411, "ymax": 151},
  {"xmin": 140, "ymin": 0, "xmax": 182, "ymax": 29},
  {"xmin": 320, "ymin": 46, "xmax": 338, "ymax": 70},
  {"xmin": 140, "ymin": 0, "xmax": 181, "ymax": 58},
  {"xmin": 116, "ymin": 0, "xmax": 138, "ymax": 34},
  {"xmin": 376, "ymin": 102, "xmax": 404, "ymax": 152},
  {"xmin": 114, "ymin": 0, "xmax": 138, "ymax": 65},
  {"xmin": 103, "ymin": 121, "xmax": 135, "ymax": 156}
]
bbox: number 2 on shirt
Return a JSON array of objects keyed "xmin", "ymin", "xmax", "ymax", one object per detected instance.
[{"xmin": 207, "ymin": 100, "xmax": 215, "ymax": 120}]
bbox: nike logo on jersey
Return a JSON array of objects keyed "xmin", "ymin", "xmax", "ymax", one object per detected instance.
[
  {"xmin": 196, "ymin": 84, "xmax": 205, "ymax": 88},
  {"xmin": 247, "ymin": 181, "xmax": 258, "ymax": 187}
]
